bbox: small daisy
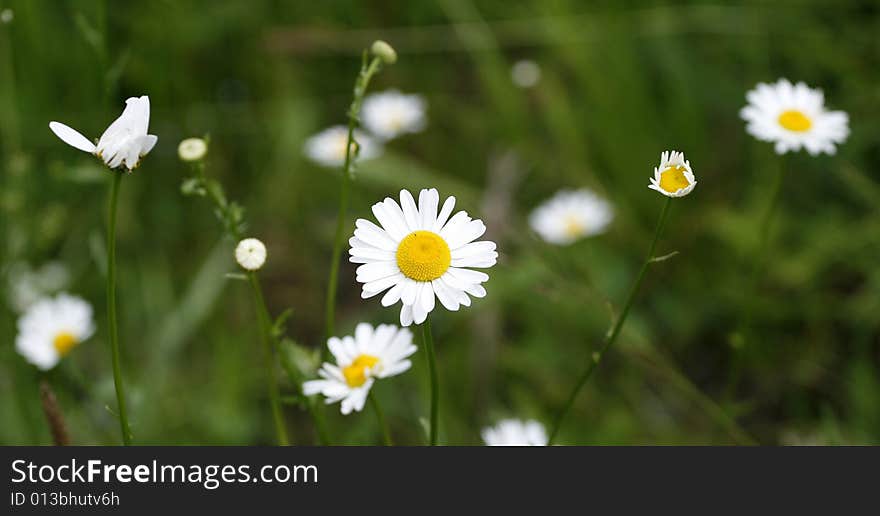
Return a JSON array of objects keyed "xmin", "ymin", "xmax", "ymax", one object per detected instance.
[
  {"xmin": 178, "ymin": 137, "xmax": 208, "ymax": 162},
  {"xmin": 303, "ymin": 125, "xmax": 381, "ymax": 168},
  {"xmin": 235, "ymin": 238, "xmax": 267, "ymax": 271},
  {"xmin": 15, "ymin": 293, "xmax": 95, "ymax": 371},
  {"xmin": 303, "ymin": 323, "xmax": 416, "ymax": 415},
  {"xmin": 740, "ymin": 79, "xmax": 849, "ymax": 155},
  {"xmin": 361, "ymin": 90, "xmax": 427, "ymax": 140},
  {"xmin": 648, "ymin": 150, "xmax": 696, "ymax": 198},
  {"xmin": 350, "ymin": 188, "xmax": 498, "ymax": 327},
  {"xmin": 511, "ymin": 60, "xmax": 541, "ymax": 88},
  {"xmin": 529, "ymin": 189, "xmax": 613, "ymax": 245},
  {"xmin": 482, "ymin": 419, "xmax": 548, "ymax": 446},
  {"xmin": 50, "ymin": 96, "xmax": 158, "ymax": 171}
]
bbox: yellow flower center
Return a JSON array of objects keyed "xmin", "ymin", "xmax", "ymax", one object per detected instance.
[
  {"xmin": 396, "ymin": 230, "xmax": 452, "ymax": 282},
  {"xmin": 659, "ymin": 165, "xmax": 691, "ymax": 194},
  {"xmin": 563, "ymin": 215, "xmax": 584, "ymax": 238},
  {"xmin": 777, "ymin": 110, "xmax": 812, "ymax": 132},
  {"xmin": 52, "ymin": 332, "xmax": 78, "ymax": 357},
  {"xmin": 342, "ymin": 354, "xmax": 380, "ymax": 387}
]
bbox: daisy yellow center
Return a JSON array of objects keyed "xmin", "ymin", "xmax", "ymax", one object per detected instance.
[
  {"xmin": 52, "ymin": 332, "xmax": 78, "ymax": 357},
  {"xmin": 563, "ymin": 215, "xmax": 584, "ymax": 238},
  {"xmin": 659, "ymin": 165, "xmax": 690, "ymax": 194},
  {"xmin": 778, "ymin": 110, "xmax": 812, "ymax": 132},
  {"xmin": 342, "ymin": 354, "xmax": 380, "ymax": 387},
  {"xmin": 396, "ymin": 230, "xmax": 452, "ymax": 282}
]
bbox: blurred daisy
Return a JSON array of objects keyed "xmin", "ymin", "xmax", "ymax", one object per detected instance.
[
  {"xmin": 1, "ymin": 8, "xmax": 13, "ymax": 24},
  {"xmin": 482, "ymin": 419, "xmax": 547, "ymax": 446},
  {"xmin": 235, "ymin": 238, "xmax": 267, "ymax": 271},
  {"xmin": 740, "ymin": 79, "xmax": 849, "ymax": 155},
  {"xmin": 350, "ymin": 188, "xmax": 498, "ymax": 326},
  {"xmin": 529, "ymin": 189, "xmax": 613, "ymax": 245},
  {"xmin": 15, "ymin": 293, "xmax": 95, "ymax": 371},
  {"xmin": 303, "ymin": 323, "xmax": 416, "ymax": 415},
  {"xmin": 178, "ymin": 137, "xmax": 207, "ymax": 162},
  {"xmin": 303, "ymin": 125, "xmax": 381, "ymax": 168},
  {"xmin": 361, "ymin": 90, "xmax": 426, "ymax": 140},
  {"xmin": 511, "ymin": 60, "xmax": 541, "ymax": 88},
  {"xmin": 49, "ymin": 96, "xmax": 158, "ymax": 171},
  {"xmin": 648, "ymin": 150, "xmax": 696, "ymax": 198}
]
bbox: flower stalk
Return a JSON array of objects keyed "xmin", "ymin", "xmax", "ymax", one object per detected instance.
[
  {"xmin": 369, "ymin": 391, "xmax": 393, "ymax": 446},
  {"xmin": 106, "ymin": 171, "xmax": 132, "ymax": 445},
  {"xmin": 324, "ymin": 50, "xmax": 388, "ymax": 341},
  {"xmin": 248, "ymin": 272, "xmax": 289, "ymax": 446},
  {"xmin": 548, "ymin": 197, "xmax": 673, "ymax": 445},
  {"xmin": 422, "ymin": 317, "xmax": 440, "ymax": 445}
]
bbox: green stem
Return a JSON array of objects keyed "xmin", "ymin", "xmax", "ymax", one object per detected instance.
[
  {"xmin": 422, "ymin": 317, "xmax": 440, "ymax": 445},
  {"xmin": 369, "ymin": 391, "xmax": 393, "ymax": 446},
  {"xmin": 728, "ymin": 157, "xmax": 787, "ymax": 397},
  {"xmin": 324, "ymin": 55, "xmax": 384, "ymax": 341},
  {"xmin": 278, "ymin": 345, "xmax": 332, "ymax": 445},
  {"xmin": 248, "ymin": 272, "xmax": 289, "ymax": 446},
  {"xmin": 106, "ymin": 172, "xmax": 132, "ymax": 445},
  {"xmin": 548, "ymin": 197, "xmax": 673, "ymax": 445}
]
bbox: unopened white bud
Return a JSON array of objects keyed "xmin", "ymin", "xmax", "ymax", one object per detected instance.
[
  {"xmin": 371, "ymin": 40, "xmax": 397, "ymax": 64},
  {"xmin": 178, "ymin": 137, "xmax": 208, "ymax": 162},
  {"xmin": 235, "ymin": 238, "xmax": 267, "ymax": 271}
]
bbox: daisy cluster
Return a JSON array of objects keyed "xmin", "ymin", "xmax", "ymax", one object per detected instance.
[{"xmin": 303, "ymin": 90, "xmax": 427, "ymax": 168}]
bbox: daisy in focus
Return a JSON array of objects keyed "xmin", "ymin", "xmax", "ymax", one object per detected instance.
[
  {"xmin": 482, "ymin": 419, "xmax": 548, "ymax": 446},
  {"xmin": 350, "ymin": 188, "xmax": 498, "ymax": 326},
  {"xmin": 361, "ymin": 90, "xmax": 427, "ymax": 140},
  {"xmin": 529, "ymin": 189, "xmax": 613, "ymax": 245},
  {"xmin": 303, "ymin": 323, "xmax": 416, "ymax": 415},
  {"xmin": 15, "ymin": 293, "xmax": 95, "ymax": 371},
  {"xmin": 49, "ymin": 96, "xmax": 158, "ymax": 171},
  {"xmin": 648, "ymin": 150, "xmax": 696, "ymax": 198},
  {"xmin": 740, "ymin": 79, "xmax": 849, "ymax": 155},
  {"xmin": 303, "ymin": 125, "xmax": 381, "ymax": 168}
]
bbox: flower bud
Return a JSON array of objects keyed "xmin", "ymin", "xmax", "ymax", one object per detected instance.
[
  {"xmin": 235, "ymin": 238, "xmax": 267, "ymax": 271},
  {"xmin": 370, "ymin": 40, "xmax": 397, "ymax": 65},
  {"xmin": 178, "ymin": 137, "xmax": 208, "ymax": 162}
]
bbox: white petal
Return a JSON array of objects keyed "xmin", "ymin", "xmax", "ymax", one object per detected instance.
[{"xmin": 49, "ymin": 122, "xmax": 96, "ymax": 153}]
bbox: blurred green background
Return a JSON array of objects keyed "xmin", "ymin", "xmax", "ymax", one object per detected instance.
[{"xmin": 1, "ymin": 0, "xmax": 878, "ymax": 445}]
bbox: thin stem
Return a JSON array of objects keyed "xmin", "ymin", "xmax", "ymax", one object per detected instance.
[
  {"xmin": 548, "ymin": 197, "xmax": 673, "ymax": 445},
  {"xmin": 422, "ymin": 317, "xmax": 440, "ymax": 446},
  {"xmin": 369, "ymin": 391, "xmax": 393, "ymax": 446},
  {"xmin": 248, "ymin": 272, "xmax": 289, "ymax": 446},
  {"xmin": 278, "ymin": 344, "xmax": 332, "ymax": 445},
  {"xmin": 324, "ymin": 55, "xmax": 384, "ymax": 341},
  {"xmin": 728, "ymin": 157, "xmax": 787, "ymax": 397},
  {"xmin": 106, "ymin": 172, "xmax": 132, "ymax": 445}
]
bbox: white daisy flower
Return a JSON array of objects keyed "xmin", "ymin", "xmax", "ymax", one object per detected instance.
[
  {"xmin": 361, "ymin": 90, "xmax": 427, "ymax": 140},
  {"xmin": 648, "ymin": 150, "xmax": 696, "ymax": 198},
  {"xmin": 740, "ymin": 79, "xmax": 849, "ymax": 156},
  {"xmin": 235, "ymin": 238, "xmax": 267, "ymax": 271},
  {"xmin": 511, "ymin": 60, "xmax": 541, "ymax": 88},
  {"xmin": 482, "ymin": 419, "xmax": 548, "ymax": 446},
  {"xmin": 303, "ymin": 323, "xmax": 416, "ymax": 415},
  {"xmin": 15, "ymin": 293, "xmax": 95, "ymax": 371},
  {"xmin": 529, "ymin": 188, "xmax": 613, "ymax": 245},
  {"xmin": 49, "ymin": 96, "xmax": 158, "ymax": 171},
  {"xmin": 178, "ymin": 137, "xmax": 207, "ymax": 162},
  {"xmin": 349, "ymin": 188, "xmax": 498, "ymax": 327},
  {"xmin": 303, "ymin": 125, "xmax": 381, "ymax": 168}
]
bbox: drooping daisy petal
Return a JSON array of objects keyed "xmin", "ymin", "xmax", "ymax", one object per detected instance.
[{"xmin": 48, "ymin": 122, "xmax": 97, "ymax": 153}]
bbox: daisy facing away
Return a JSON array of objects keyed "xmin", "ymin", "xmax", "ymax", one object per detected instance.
[
  {"xmin": 361, "ymin": 90, "xmax": 427, "ymax": 141},
  {"xmin": 350, "ymin": 188, "xmax": 498, "ymax": 327},
  {"xmin": 482, "ymin": 419, "xmax": 548, "ymax": 446},
  {"xmin": 740, "ymin": 79, "xmax": 849, "ymax": 155},
  {"xmin": 303, "ymin": 125, "xmax": 381, "ymax": 168},
  {"xmin": 648, "ymin": 150, "xmax": 696, "ymax": 198},
  {"xmin": 49, "ymin": 96, "xmax": 157, "ymax": 171},
  {"xmin": 303, "ymin": 323, "xmax": 416, "ymax": 415},
  {"xmin": 15, "ymin": 293, "xmax": 95, "ymax": 371},
  {"xmin": 529, "ymin": 188, "xmax": 613, "ymax": 245}
]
